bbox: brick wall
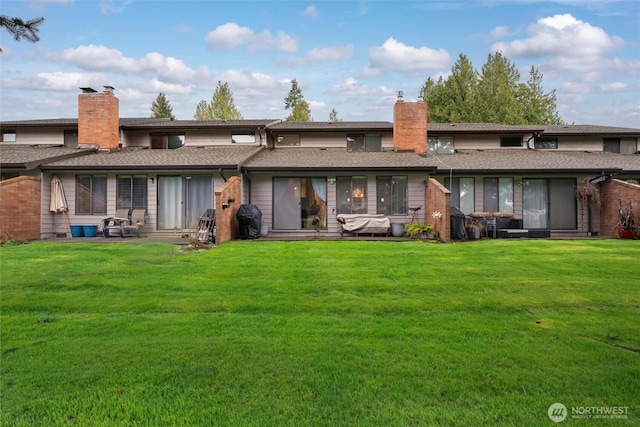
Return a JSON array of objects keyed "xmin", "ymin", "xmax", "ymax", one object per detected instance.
[
  {"xmin": 0, "ymin": 176, "xmax": 42, "ymax": 241},
  {"xmin": 78, "ymin": 88, "xmax": 119, "ymax": 150},
  {"xmin": 215, "ymin": 176, "xmax": 242, "ymax": 244},
  {"xmin": 425, "ymin": 178, "xmax": 451, "ymax": 242},
  {"xmin": 393, "ymin": 100, "xmax": 427, "ymax": 154},
  {"xmin": 599, "ymin": 178, "xmax": 640, "ymax": 237}
]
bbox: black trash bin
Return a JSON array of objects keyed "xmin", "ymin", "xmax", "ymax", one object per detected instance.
[
  {"xmin": 236, "ymin": 204, "xmax": 262, "ymax": 239},
  {"xmin": 450, "ymin": 206, "xmax": 468, "ymax": 240}
]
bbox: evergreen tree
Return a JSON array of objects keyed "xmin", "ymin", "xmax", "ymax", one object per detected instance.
[
  {"xmin": 1, "ymin": 15, "xmax": 44, "ymax": 43},
  {"xmin": 420, "ymin": 51, "xmax": 563, "ymax": 125},
  {"xmin": 284, "ymin": 79, "xmax": 311, "ymax": 121},
  {"xmin": 444, "ymin": 54, "xmax": 479, "ymax": 123},
  {"xmin": 419, "ymin": 76, "xmax": 449, "ymax": 123},
  {"xmin": 150, "ymin": 92, "xmax": 175, "ymax": 120},
  {"xmin": 284, "ymin": 79, "xmax": 303, "ymax": 110},
  {"xmin": 194, "ymin": 81, "xmax": 243, "ymax": 120},
  {"xmin": 522, "ymin": 66, "xmax": 564, "ymax": 125},
  {"xmin": 476, "ymin": 52, "xmax": 523, "ymax": 124}
]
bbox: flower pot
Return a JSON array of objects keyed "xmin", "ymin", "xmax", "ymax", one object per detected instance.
[
  {"xmin": 70, "ymin": 225, "xmax": 84, "ymax": 238},
  {"xmin": 618, "ymin": 229, "xmax": 634, "ymax": 239},
  {"xmin": 82, "ymin": 225, "xmax": 98, "ymax": 238},
  {"xmin": 391, "ymin": 223, "xmax": 404, "ymax": 237}
]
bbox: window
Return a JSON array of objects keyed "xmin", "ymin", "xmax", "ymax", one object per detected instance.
[
  {"xmin": 336, "ymin": 176, "xmax": 367, "ymax": 214},
  {"xmin": 445, "ymin": 177, "xmax": 474, "ymax": 214},
  {"xmin": 376, "ymin": 176, "xmax": 407, "ymax": 215},
  {"xmin": 64, "ymin": 130, "xmax": 78, "ymax": 148},
  {"xmin": 534, "ymin": 137, "xmax": 558, "ymax": 149},
  {"xmin": 232, "ymin": 133, "xmax": 256, "ymax": 144},
  {"xmin": 76, "ymin": 175, "xmax": 107, "ymax": 215},
  {"xmin": 1, "ymin": 131, "xmax": 16, "ymax": 142},
  {"xmin": 428, "ymin": 136, "xmax": 454, "ymax": 154},
  {"xmin": 501, "ymin": 136, "xmax": 522, "ymax": 147},
  {"xmin": 603, "ymin": 138, "xmax": 620, "ymax": 153},
  {"xmin": 347, "ymin": 134, "xmax": 381, "ymax": 152},
  {"xmin": 117, "ymin": 175, "xmax": 148, "ymax": 211},
  {"xmin": 150, "ymin": 133, "xmax": 185, "ymax": 149},
  {"xmin": 276, "ymin": 134, "xmax": 300, "ymax": 146},
  {"xmin": 483, "ymin": 178, "xmax": 514, "ymax": 213}
]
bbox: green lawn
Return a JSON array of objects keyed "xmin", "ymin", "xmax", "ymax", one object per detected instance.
[{"xmin": 1, "ymin": 240, "xmax": 638, "ymax": 426}]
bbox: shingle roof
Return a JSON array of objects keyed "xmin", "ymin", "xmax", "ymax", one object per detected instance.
[
  {"xmin": 243, "ymin": 148, "xmax": 435, "ymax": 171},
  {"xmin": 427, "ymin": 123, "xmax": 640, "ymax": 135},
  {"xmin": 0, "ymin": 118, "xmax": 170, "ymax": 128},
  {"xmin": 0, "ymin": 145, "xmax": 95, "ymax": 170},
  {"xmin": 429, "ymin": 150, "xmax": 640, "ymax": 173},
  {"xmin": 42, "ymin": 146, "xmax": 264, "ymax": 171},
  {"xmin": 266, "ymin": 121, "xmax": 394, "ymax": 131},
  {"xmin": 120, "ymin": 119, "xmax": 278, "ymax": 130}
]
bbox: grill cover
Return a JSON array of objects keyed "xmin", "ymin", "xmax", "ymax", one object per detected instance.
[
  {"xmin": 236, "ymin": 204, "xmax": 262, "ymax": 239},
  {"xmin": 450, "ymin": 206, "xmax": 468, "ymax": 240}
]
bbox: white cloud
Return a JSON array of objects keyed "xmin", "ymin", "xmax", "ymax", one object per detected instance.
[
  {"xmin": 205, "ymin": 23, "xmax": 254, "ymax": 50},
  {"xmin": 308, "ymin": 44, "xmax": 353, "ymax": 62},
  {"xmin": 148, "ymin": 79, "xmax": 194, "ymax": 95},
  {"xmin": 2, "ymin": 71, "xmax": 107, "ymax": 91},
  {"xmin": 205, "ymin": 23, "xmax": 299, "ymax": 53},
  {"xmin": 217, "ymin": 69, "xmax": 277, "ymax": 89},
  {"xmin": 369, "ymin": 38, "xmax": 450, "ymax": 71},
  {"xmin": 61, "ymin": 45, "xmax": 202, "ymax": 82},
  {"xmin": 277, "ymin": 44, "xmax": 354, "ymax": 67},
  {"xmin": 328, "ymin": 77, "xmax": 394, "ymax": 97},
  {"xmin": 98, "ymin": 0, "xmax": 132, "ymax": 15},
  {"xmin": 302, "ymin": 4, "xmax": 318, "ymax": 18},
  {"xmin": 490, "ymin": 25, "xmax": 511, "ymax": 40},
  {"xmin": 491, "ymin": 14, "xmax": 624, "ymax": 62},
  {"xmin": 599, "ymin": 82, "xmax": 626, "ymax": 92}
]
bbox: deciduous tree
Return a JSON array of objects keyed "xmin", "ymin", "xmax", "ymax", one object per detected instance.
[{"xmin": 194, "ymin": 81, "xmax": 243, "ymax": 120}]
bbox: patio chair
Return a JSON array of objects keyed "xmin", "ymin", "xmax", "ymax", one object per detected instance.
[
  {"xmin": 115, "ymin": 208, "xmax": 131, "ymax": 222},
  {"xmin": 131, "ymin": 209, "xmax": 146, "ymax": 227}
]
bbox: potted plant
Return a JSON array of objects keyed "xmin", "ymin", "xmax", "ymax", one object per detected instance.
[
  {"xmin": 467, "ymin": 218, "xmax": 484, "ymax": 240},
  {"xmin": 404, "ymin": 222, "xmax": 433, "ymax": 239},
  {"xmin": 575, "ymin": 178, "xmax": 601, "ymax": 236},
  {"xmin": 617, "ymin": 198, "xmax": 636, "ymax": 239}
]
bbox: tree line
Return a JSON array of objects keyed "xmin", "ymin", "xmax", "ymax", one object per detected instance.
[
  {"xmin": 420, "ymin": 52, "xmax": 563, "ymax": 125},
  {"xmin": 153, "ymin": 52, "xmax": 562, "ymax": 125}
]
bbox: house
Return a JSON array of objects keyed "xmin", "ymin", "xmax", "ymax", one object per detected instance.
[{"xmin": 1, "ymin": 87, "xmax": 639, "ymax": 242}]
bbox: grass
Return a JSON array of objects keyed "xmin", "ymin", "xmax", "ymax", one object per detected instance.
[{"xmin": 1, "ymin": 239, "xmax": 638, "ymax": 426}]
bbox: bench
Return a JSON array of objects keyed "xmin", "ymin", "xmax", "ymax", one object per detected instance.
[{"xmin": 336, "ymin": 214, "xmax": 391, "ymax": 237}]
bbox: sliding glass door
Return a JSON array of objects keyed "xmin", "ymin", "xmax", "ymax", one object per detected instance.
[
  {"xmin": 157, "ymin": 176, "xmax": 212, "ymax": 230},
  {"xmin": 523, "ymin": 178, "xmax": 576, "ymax": 229},
  {"xmin": 273, "ymin": 177, "xmax": 327, "ymax": 230}
]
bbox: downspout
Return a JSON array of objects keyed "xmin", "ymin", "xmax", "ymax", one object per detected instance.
[{"xmin": 243, "ymin": 172, "xmax": 252, "ymax": 204}]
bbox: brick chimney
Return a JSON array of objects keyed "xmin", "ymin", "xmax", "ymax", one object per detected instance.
[
  {"xmin": 393, "ymin": 91, "xmax": 427, "ymax": 154},
  {"xmin": 78, "ymin": 86, "xmax": 119, "ymax": 150}
]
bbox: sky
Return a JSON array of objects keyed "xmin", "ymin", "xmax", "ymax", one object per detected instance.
[{"xmin": 1, "ymin": 0, "xmax": 639, "ymax": 128}]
